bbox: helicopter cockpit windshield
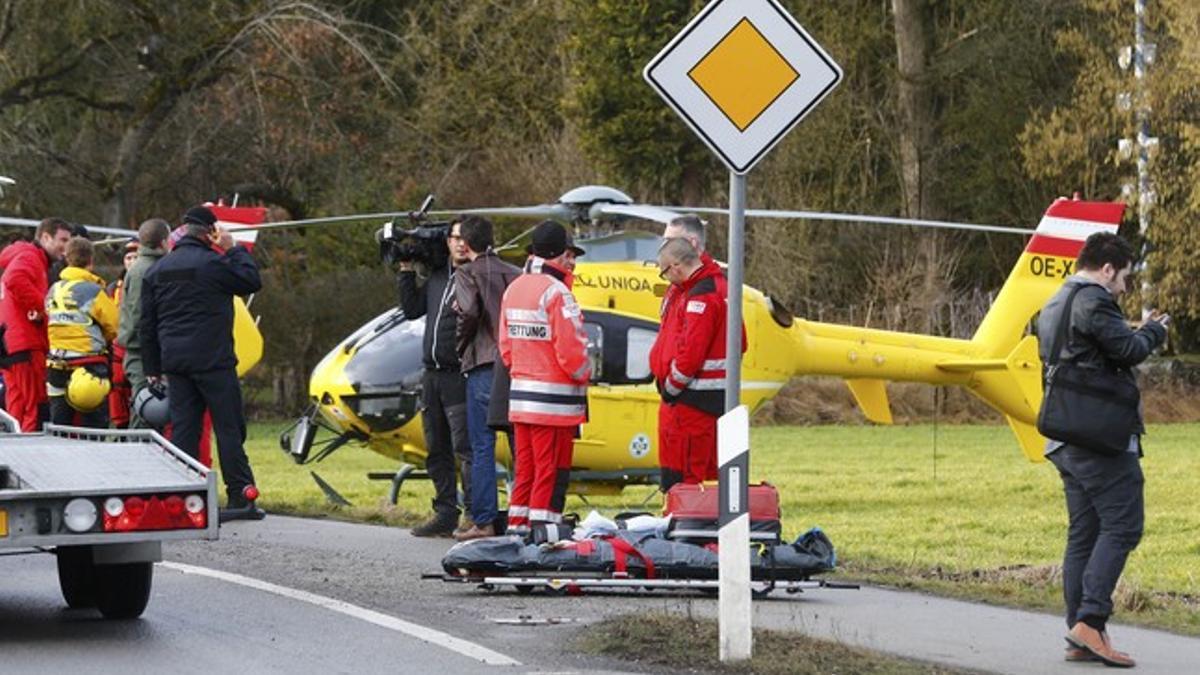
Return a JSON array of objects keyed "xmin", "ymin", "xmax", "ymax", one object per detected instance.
[{"xmin": 332, "ymin": 308, "xmax": 425, "ymax": 432}]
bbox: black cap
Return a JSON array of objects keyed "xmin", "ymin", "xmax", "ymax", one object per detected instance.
[
  {"xmin": 181, "ymin": 205, "xmax": 217, "ymax": 229},
  {"xmin": 526, "ymin": 220, "xmax": 585, "ymax": 258}
]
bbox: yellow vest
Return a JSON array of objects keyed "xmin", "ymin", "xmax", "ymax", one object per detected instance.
[{"xmin": 46, "ymin": 267, "xmax": 118, "ymax": 357}]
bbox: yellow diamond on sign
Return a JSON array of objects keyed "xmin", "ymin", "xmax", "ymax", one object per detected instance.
[{"xmin": 688, "ymin": 18, "xmax": 799, "ymax": 131}]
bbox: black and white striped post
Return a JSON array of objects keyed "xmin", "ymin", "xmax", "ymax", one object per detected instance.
[{"xmin": 718, "ymin": 172, "xmax": 751, "ymax": 661}]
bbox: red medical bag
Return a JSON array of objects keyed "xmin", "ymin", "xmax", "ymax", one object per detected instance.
[{"xmin": 664, "ymin": 482, "xmax": 782, "ymax": 543}]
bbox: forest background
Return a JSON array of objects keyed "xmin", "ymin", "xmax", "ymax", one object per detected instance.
[{"xmin": 2, "ymin": 0, "xmax": 1198, "ymax": 419}]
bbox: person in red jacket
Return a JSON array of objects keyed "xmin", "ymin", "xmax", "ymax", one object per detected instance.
[
  {"xmin": 498, "ymin": 221, "xmax": 590, "ymax": 542},
  {"xmin": 0, "ymin": 218, "xmax": 73, "ymax": 431},
  {"xmin": 650, "ymin": 223, "xmax": 745, "ymax": 491}
]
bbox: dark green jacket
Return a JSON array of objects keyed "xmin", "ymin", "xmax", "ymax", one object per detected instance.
[{"xmin": 117, "ymin": 246, "xmax": 166, "ymax": 351}]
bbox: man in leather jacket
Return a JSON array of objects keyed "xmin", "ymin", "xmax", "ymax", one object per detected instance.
[
  {"xmin": 1036, "ymin": 232, "xmax": 1168, "ymax": 667},
  {"xmin": 452, "ymin": 215, "xmax": 521, "ymax": 540}
]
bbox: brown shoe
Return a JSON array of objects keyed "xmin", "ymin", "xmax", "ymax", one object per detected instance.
[
  {"xmin": 1066, "ymin": 623, "xmax": 1136, "ymax": 668},
  {"xmin": 1064, "ymin": 646, "xmax": 1098, "ymax": 662},
  {"xmin": 455, "ymin": 517, "xmax": 475, "ymax": 535},
  {"xmin": 453, "ymin": 523, "xmax": 496, "ymax": 542}
]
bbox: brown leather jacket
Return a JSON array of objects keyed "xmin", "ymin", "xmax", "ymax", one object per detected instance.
[{"xmin": 454, "ymin": 251, "xmax": 521, "ymax": 372}]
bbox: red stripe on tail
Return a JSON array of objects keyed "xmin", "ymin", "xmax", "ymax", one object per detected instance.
[
  {"xmin": 1025, "ymin": 234, "xmax": 1085, "ymax": 258},
  {"xmin": 1043, "ymin": 199, "xmax": 1125, "ymax": 224}
]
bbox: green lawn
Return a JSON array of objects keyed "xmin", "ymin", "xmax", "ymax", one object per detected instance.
[{"xmin": 241, "ymin": 421, "xmax": 1200, "ymax": 632}]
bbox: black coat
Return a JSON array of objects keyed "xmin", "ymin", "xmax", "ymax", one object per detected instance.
[
  {"xmin": 141, "ymin": 237, "xmax": 262, "ymax": 376},
  {"xmin": 397, "ymin": 266, "xmax": 460, "ymax": 371},
  {"xmin": 1036, "ymin": 277, "xmax": 1167, "ymax": 433},
  {"xmin": 487, "ymin": 360, "xmax": 512, "ymax": 432}
]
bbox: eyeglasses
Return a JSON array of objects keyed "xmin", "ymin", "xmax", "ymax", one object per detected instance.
[{"xmin": 658, "ymin": 262, "xmax": 679, "ymax": 279}]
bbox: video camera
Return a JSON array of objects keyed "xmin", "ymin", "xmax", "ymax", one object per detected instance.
[
  {"xmin": 376, "ymin": 194, "xmax": 449, "ymax": 269},
  {"xmin": 377, "ymin": 221, "xmax": 449, "ymax": 269}
]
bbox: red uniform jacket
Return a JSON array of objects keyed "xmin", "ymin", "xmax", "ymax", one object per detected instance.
[
  {"xmin": 649, "ymin": 253, "xmax": 746, "ymax": 417},
  {"xmin": 498, "ymin": 257, "xmax": 591, "ymax": 427},
  {"xmin": 0, "ymin": 241, "xmax": 51, "ymax": 354}
]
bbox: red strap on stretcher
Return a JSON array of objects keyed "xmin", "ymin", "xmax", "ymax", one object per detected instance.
[{"xmin": 608, "ymin": 537, "xmax": 656, "ymax": 579}]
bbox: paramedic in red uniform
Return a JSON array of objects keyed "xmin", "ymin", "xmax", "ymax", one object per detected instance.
[
  {"xmin": 650, "ymin": 233, "xmax": 742, "ymax": 491},
  {"xmin": 652, "ymin": 214, "xmax": 729, "ymax": 490},
  {"xmin": 0, "ymin": 218, "xmax": 73, "ymax": 431},
  {"xmin": 498, "ymin": 221, "xmax": 590, "ymax": 542}
]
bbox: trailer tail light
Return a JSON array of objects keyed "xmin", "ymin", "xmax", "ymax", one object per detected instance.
[{"xmin": 103, "ymin": 494, "xmax": 206, "ymax": 532}]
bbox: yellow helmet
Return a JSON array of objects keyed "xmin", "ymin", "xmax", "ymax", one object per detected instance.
[{"xmin": 66, "ymin": 368, "xmax": 111, "ymax": 413}]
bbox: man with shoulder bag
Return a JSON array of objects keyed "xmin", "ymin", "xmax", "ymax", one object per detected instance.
[{"xmin": 1036, "ymin": 232, "xmax": 1168, "ymax": 668}]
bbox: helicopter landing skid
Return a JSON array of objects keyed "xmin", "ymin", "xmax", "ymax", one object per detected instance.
[
  {"xmin": 369, "ymin": 462, "xmax": 511, "ymax": 505},
  {"xmin": 368, "ymin": 464, "xmax": 425, "ymax": 505}
]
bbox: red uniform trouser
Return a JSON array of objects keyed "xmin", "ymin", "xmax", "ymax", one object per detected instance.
[
  {"xmin": 108, "ymin": 355, "xmax": 131, "ymax": 429},
  {"xmin": 165, "ymin": 411, "xmax": 213, "ymax": 467},
  {"xmin": 659, "ymin": 402, "xmax": 718, "ymax": 491},
  {"xmin": 1, "ymin": 352, "xmax": 46, "ymax": 432},
  {"xmin": 508, "ymin": 422, "xmax": 574, "ymax": 531}
]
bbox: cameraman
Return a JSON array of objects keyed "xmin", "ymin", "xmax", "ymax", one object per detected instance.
[{"xmin": 397, "ymin": 219, "xmax": 473, "ymax": 537}]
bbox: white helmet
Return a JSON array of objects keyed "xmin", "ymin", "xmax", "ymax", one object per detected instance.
[{"xmin": 133, "ymin": 382, "xmax": 170, "ymax": 429}]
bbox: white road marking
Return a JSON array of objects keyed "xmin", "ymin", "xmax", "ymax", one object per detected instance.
[{"xmin": 161, "ymin": 561, "xmax": 520, "ymax": 667}]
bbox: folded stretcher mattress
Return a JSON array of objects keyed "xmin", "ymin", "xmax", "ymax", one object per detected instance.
[{"xmin": 441, "ymin": 528, "xmax": 836, "ymax": 582}]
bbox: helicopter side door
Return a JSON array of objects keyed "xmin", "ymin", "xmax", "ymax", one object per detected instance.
[{"xmin": 572, "ymin": 310, "xmax": 663, "ymax": 489}]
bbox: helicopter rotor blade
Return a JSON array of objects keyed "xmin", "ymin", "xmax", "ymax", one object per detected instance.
[
  {"xmin": 659, "ymin": 206, "xmax": 1032, "ymax": 236},
  {"xmin": 593, "ymin": 203, "xmax": 681, "ymax": 225},
  {"xmin": 425, "ymin": 204, "xmax": 574, "ymax": 221},
  {"xmin": 0, "ymin": 216, "xmax": 135, "ymax": 239}
]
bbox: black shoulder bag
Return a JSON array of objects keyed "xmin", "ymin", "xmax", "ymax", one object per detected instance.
[{"xmin": 1036, "ymin": 285, "xmax": 1141, "ymax": 456}]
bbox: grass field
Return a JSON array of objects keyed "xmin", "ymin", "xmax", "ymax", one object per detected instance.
[{"xmin": 241, "ymin": 421, "xmax": 1200, "ymax": 633}]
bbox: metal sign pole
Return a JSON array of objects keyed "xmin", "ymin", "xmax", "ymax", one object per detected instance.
[
  {"xmin": 718, "ymin": 170, "xmax": 751, "ymax": 662},
  {"xmin": 725, "ymin": 175, "xmax": 745, "ymax": 412}
]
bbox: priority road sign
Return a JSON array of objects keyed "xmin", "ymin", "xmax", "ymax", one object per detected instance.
[{"xmin": 643, "ymin": 0, "xmax": 842, "ymax": 175}]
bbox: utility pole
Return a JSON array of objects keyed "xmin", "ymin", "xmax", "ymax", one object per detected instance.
[{"xmin": 1117, "ymin": 0, "xmax": 1157, "ymax": 308}]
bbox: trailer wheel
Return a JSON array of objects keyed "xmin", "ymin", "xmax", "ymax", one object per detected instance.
[
  {"xmin": 56, "ymin": 545, "xmax": 97, "ymax": 609},
  {"xmin": 95, "ymin": 562, "xmax": 154, "ymax": 619}
]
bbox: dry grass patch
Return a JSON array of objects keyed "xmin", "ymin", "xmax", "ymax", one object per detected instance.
[{"xmin": 576, "ymin": 612, "xmax": 977, "ymax": 674}]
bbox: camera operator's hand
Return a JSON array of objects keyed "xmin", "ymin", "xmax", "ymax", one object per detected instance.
[
  {"xmin": 1148, "ymin": 310, "xmax": 1170, "ymax": 328},
  {"xmin": 397, "ymin": 261, "xmax": 415, "ymax": 272}
]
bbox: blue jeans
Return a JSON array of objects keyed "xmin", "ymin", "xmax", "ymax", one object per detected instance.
[{"xmin": 466, "ymin": 365, "xmax": 497, "ymax": 527}]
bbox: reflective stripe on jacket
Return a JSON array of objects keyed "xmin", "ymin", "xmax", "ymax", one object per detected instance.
[
  {"xmin": 46, "ymin": 267, "xmax": 118, "ymax": 358},
  {"xmin": 498, "ymin": 257, "xmax": 590, "ymax": 426}
]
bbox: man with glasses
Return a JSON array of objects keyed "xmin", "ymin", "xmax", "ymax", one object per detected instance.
[
  {"xmin": 398, "ymin": 219, "xmax": 473, "ymax": 537},
  {"xmin": 650, "ymin": 221, "xmax": 742, "ymax": 491}
]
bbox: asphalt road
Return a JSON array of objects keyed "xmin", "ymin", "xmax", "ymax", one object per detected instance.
[{"xmin": 4, "ymin": 515, "xmax": 1199, "ymax": 674}]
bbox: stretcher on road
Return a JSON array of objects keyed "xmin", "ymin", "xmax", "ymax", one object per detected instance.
[
  {"xmin": 430, "ymin": 526, "xmax": 850, "ymax": 597},
  {"xmin": 426, "ymin": 572, "xmax": 857, "ymax": 597}
]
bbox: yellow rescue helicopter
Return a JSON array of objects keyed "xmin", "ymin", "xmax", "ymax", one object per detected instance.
[{"xmin": 275, "ymin": 186, "xmax": 1122, "ymax": 499}]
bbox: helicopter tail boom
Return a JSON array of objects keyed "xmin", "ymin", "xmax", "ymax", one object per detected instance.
[{"xmin": 781, "ymin": 198, "xmax": 1123, "ymax": 461}]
